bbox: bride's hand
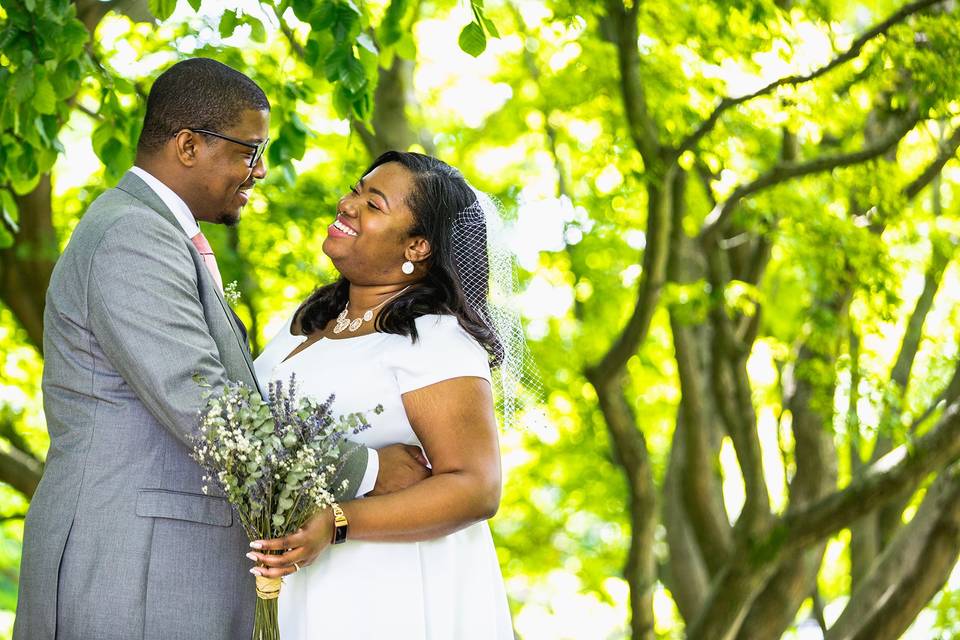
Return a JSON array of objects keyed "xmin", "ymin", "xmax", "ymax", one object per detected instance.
[{"xmin": 246, "ymin": 509, "xmax": 334, "ymax": 579}]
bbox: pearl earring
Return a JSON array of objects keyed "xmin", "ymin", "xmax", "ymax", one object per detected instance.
[{"xmin": 401, "ymin": 260, "xmax": 415, "ymax": 275}]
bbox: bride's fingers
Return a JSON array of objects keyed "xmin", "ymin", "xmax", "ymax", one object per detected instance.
[
  {"xmin": 246, "ymin": 550, "xmax": 301, "ymax": 567},
  {"xmin": 251, "ymin": 563, "xmax": 297, "ymax": 579},
  {"xmin": 250, "ymin": 525, "xmax": 310, "ymax": 552},
  {"xmin": 249, "ymin": 535, "xmax": 293, "ymax": 551}
]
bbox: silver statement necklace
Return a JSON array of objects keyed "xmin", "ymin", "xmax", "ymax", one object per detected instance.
[{"xmin": 334, "ymin": 286, "xmax": 412, "ymax": 334}]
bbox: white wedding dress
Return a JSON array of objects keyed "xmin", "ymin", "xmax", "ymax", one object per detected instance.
[{"xmin": 254, "ymin": 312, "xmax": 513, "ymax": 639}]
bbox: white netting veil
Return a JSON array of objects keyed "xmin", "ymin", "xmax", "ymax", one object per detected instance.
[{"xmin": 451, "ymin": 188, "xmax": 545, "ymax": 429}]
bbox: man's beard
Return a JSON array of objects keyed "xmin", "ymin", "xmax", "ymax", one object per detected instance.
[{"xmin": 217, "ymin": 211, "xmax": 241, "ymax": 227}]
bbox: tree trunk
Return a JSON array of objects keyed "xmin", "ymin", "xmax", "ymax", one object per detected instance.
[{"xmin": 0, "ymin": 175, "xmax": 57, "ymax": 352}]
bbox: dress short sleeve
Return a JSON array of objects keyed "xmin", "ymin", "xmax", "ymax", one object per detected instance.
[{"xmin": 389, "ymin": 315, "xmax": 492, "ymax": 394}]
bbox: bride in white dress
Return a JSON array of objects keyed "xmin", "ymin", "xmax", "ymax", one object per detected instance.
[{"xmin": 248, "ymin": 151, "xmax": 515, "ymax": 639}]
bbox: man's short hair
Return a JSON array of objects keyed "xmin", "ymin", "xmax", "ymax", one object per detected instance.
[{"xmin": 137, "ymin": 58, "xmax": 270, "ymax": 154}]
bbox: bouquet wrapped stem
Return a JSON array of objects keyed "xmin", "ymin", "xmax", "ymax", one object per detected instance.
[
  {"xmin": 254, "ymin": 579, "xmax": 281, "ymax": 640},
  {"xmin": 192, "ymin": 374, "xmax": 377, "ymax": 640}
]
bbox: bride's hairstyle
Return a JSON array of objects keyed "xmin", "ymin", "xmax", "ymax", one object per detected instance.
[{"xmin": 296, "ymin": 151, "xmax": 503, "ymax": 365}]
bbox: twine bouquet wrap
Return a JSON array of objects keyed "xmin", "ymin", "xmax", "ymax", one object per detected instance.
[{"xmin": 192, "ymin": 374, "xmax": 379, "ymax": 640}]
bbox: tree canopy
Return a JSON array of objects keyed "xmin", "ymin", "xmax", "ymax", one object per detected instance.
[{"xmin": 2, "ymin": 0, "xmax": 960, "ymax": 638}]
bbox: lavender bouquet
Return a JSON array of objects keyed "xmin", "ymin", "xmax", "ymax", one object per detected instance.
[{"xmin": 191, "ymin": 374, "xmax": 378, "ymax": 640}]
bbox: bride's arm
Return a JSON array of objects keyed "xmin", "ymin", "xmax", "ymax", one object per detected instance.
[{"xmin": 248, "ymin": 376, "xmax": 501, "ymax": 578}]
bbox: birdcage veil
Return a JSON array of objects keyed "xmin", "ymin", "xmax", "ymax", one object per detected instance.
[{"xmin": 451, "ymin": 188, "xmax": 545, "ymax": 429}]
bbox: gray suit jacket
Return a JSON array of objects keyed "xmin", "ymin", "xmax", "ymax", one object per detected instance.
[{"xmin": 15, "ymin": 172, "xmax": 368, "ymax": 640}]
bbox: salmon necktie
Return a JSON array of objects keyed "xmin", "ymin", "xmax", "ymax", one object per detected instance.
[{"xmin": 190, "ymin": 232, "xmax": 224, "ymax": 293}]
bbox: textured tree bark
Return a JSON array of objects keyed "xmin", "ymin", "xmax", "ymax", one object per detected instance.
[
  {"xmin": 588, "ymin": 371, "xmax": 658, "ymax": 640},
  {"xmin": 736, "ymin": 327, "xmax": 842, "ymax": 639},
  {"xmin": 690, "ymin": 392, "xmax": 960, "ymax": 639},
  {"xmin": 662, "ymin": 418, "xmax": 711, "ymax": 622},
  {"xmin": 846, "ymin": 470, "xmax": 960, "ymax": 640},
  {"xmin": 703, "ymin": 245, "xmax": 770, "ymax": 537},
  {"xmin": 0, "ymin": 447, "xmax": 43, "ymax": 498},
  {"xmin": 668, "ymin": 171, "xmax": 732, "ymax": 574},
  {"xmin": 0, "ymin": 174, "xmax": 57, "ymax": 352},
  {"xmin": 827, "ymin": 470, "xmax": 953, "ymax": 640},
  {"xmin": 354, "ymin": 56, "xmax": 424, "ymax": 158}
]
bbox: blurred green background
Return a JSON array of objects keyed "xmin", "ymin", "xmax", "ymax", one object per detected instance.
[{"xmin": 2, "ymin": 0, "xmax": 960, "ymax": 638}]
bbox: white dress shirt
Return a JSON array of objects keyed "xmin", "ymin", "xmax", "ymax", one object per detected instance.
[{"xmin": 129, "ymin": 166, "xmax": 379, "ymax": 496}]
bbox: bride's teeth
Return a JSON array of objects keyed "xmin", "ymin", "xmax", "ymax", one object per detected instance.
[{"xmin": 333, "ymin": 220, "xmax": 357, "ymax": 236}]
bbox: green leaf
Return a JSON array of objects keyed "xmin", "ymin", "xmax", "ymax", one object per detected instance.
[
  {"xmin": 0, "ymin": 225, "xmax": 12, "ymax": 249},
  {"xmin": 378, "ymin": 0, "xmax": 411, "ymax": 47},
  {"xmin": 187, "ymin": 0, "xmax": 202, "ymax": 11},
  {"xmin": 481, "ymin": 15, "xmax": 499, "ymax": 38},
  {"xmin": 338, "ymin": 54, "xmax": 367, "ymax": 93},
  {"xmin": 31, "ymin": 78, "xmax": 56, "ymax": 115},
  {"xmin": 219, "ymin": 11, "xmax": 238, "ymax": 39},
  {"xmin": 0, "ymin": 189, "xmax": 19, "ymax": 234},
  {"xmin": 291, "ymin": 0, "xmax": 316, "ymax": 22},
  {"xmin": 246, "ymin": 16, "xmax": 267, "ymax": 43},
  {"xmin": 91, "ymin": 122, "xmax": 113, "ymax": 160},
  {"xmin": 148, "ymin": 0, "xmax": 177, "ymax": 22},
  {"xmin": 60, "ymin": 19, "xmax": 91, "ymax": 59},
  {"xmin": 356, "ymin": 32, "xmax": 377, "ymax": 55},
  {"xmin": 458, "ymin": 21, "xmax": 486, "ymax": 57},
  {"xmin": 11, "ymin": 71, "xmax": 34, "ymax": 104}
]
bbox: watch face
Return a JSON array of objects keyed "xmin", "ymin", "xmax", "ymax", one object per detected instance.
[{"xmin": 333, "ymin": 524, "xmax": 348, "ymax": 545}]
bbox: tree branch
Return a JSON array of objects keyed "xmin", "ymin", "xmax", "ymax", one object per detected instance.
[
  {"xmin": 604, "ymin": 0, "xmax": 662, "ymax": 169},
  {"xmin": 689, "ymin": 389, "xmax": 960, "ymax": 640},
  {"xmin": 903, "ymin": 124, "xmax": 960, "ymax": 201},
  {"xmin": 700, "ymin": 110, "xmax": 920, "ymax": 241},
  {"xmin": 590, "ymin": 175, "xmax": 674, "ymax": 380},
  {"xmin": 827, "ymin": 467, "xmax": 958, "ymax": 640},
  {"xmin": 0, "ymin": 445, "xmax": 42, "ymax": 499},
  {"xmin": 782, "ymin": 396, "xmax": 960, "ymax": 552},
  {"xmin": 846, "ymin": 472, "xmax": 960, "ymax": 640},
  {"xmin": 703, "ymin": 244, "xmax": 771, "ymax": 533},
  {"xmin": 663, "ymin": 419, "xmax": 712, "ymax": 621},
  {"xmin": 668, "ymin": 171, "xmax": 734, "ymax": 572},
  {"xmin": 675, "ymin": 0, "xmax": 945, "ymax": 157},
  {"xmin": 587, "ymin": 371, "xmax": 658, "ymax": 640}
]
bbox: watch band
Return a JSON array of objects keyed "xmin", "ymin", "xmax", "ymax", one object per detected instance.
[{"xmin": 331, "ymin": 502, "xmax": 349, "ymax": 545}]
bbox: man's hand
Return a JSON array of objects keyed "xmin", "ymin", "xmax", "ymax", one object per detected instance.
[{"xmin": 370, "ymin": 444, "xmax": 430, "ymax": 496}]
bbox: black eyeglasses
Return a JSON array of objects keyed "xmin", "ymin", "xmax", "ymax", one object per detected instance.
[{"xmin": 186, "ymin": 128, "xmax": 269, "ymax": 168}]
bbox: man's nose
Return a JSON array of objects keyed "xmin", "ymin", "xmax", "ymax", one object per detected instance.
[{"xmin": 250, "ymin": 155, "xmax": 267, "ymax": 180}]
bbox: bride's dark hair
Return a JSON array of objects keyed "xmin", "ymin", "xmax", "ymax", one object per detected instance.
[{"xmin": 296, "ymin": 151, "xmax": 502, "ymax": 364}]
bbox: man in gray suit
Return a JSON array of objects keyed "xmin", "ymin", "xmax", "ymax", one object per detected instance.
[{"xmin": 15, "ymin": 58, "xmax": 428, "ymax": 640}]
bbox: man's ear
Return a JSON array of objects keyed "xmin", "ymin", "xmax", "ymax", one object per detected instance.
[
  {"xmin": 172, "ymin": 130, "xmax": 200, "ymax": 167},
  {"xmin": 404, "ymin": 237, "xmax": 432, "ymax": 265}
]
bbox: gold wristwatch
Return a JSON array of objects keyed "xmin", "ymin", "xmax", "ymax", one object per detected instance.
[{"xmin": 331, "ymin": 502, "xmax": 348, "ymax": 545}]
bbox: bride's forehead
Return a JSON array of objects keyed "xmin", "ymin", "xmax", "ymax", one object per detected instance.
[{"xmin": 363, "ymin": 163, "xmax": 413, "ymax": 189}]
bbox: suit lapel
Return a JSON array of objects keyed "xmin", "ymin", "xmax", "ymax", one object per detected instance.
[{"xmin": 115, "ymin": 171, "xmax": 263, "ymax": 396}]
